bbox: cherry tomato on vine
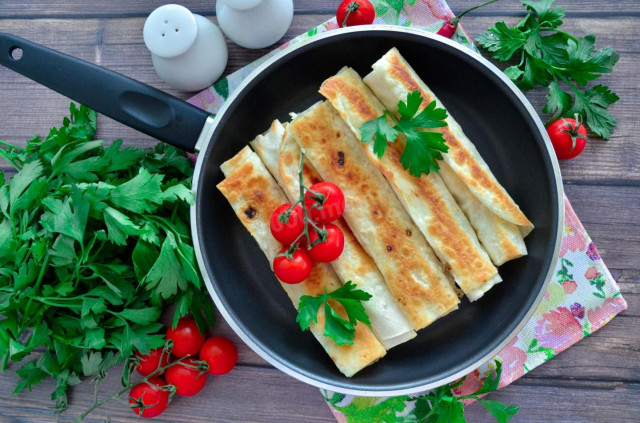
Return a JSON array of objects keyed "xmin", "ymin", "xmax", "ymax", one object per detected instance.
[
  {"xmin": 165, "ymin": 358, "xmax": 208, "ymax": 397},
  {"xmin": 135, "ymin": 348, "xmax": 170, "ymax": 376},
  {"xmin": 546, "ymin": 116, "xmax": 588, "ymax": 160},
  {"xmin": 199, "ymin": 337, "xmax": 238, "ymax": 375},
  {"xmin": 336, "ymin": 0, "xmax": 375, "ymax": 27},
  {"xmin": 273, "ymin": 248, "xmax": 312, "ymax": 284},
  {"xmin": 304, "ymin": 182, "xmax": 345, "ymax": 224},
  {"xmin": 307, "ymin": 223, "xmax": 345, "ymax": 262},
  {"xmin": 166, "ymin": 317, "xmax": 205, "ymax": 358},
  {"xmin": 270, "ymin": 203, "xmax": 305, "ymax": 245},
  {"xmin": 129, "ymin": 377, "xmax": 170, "ymax": 418}
]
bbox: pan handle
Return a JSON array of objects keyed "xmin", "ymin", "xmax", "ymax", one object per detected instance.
[{"xmin": 0, "ymin": 33, "xmax": 210, "ymax": 153}]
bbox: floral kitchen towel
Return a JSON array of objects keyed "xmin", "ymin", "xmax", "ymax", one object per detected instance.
[
  {"xmin": 322, "ymin": 194, "xmax": 627, "ymax": 422},
  {"xmin": 187, "ymin": 1, "xmax": 627, "ymax": 421}
]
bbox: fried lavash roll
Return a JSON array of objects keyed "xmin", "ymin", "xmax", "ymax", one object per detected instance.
[
  {"xmin": 437, "ymin": 161, "xmax": 527, "ymax": 266},
  {"xmin": 363, "ymin": 47, "xmax": 533, "ymax": 237},
  {"xmin": 250, "ymin": 120, "xmax": 416, "ymax": 349},
  {"xmin": 286, "ymin": 101, "xmax": 460, "ymax": 330},
  {"xmin": 320, "ymin": 67, "xmax": 502, "ymax": 300},
  {"xmin": 217, "ymin": 147, "xmax": 386, "ymax": 377}
]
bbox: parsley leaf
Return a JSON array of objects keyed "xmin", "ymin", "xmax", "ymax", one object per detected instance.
[
  {"xmin": 359, "ymin": 90, "xmax": 449, "ymax": 177},
  {"xmin": 477, "ymin": 0, "xmax": 619, "ymax": 139},
  {"xmin": 296, "ymin": 281, "xmax": 372, "ymax": 345}
]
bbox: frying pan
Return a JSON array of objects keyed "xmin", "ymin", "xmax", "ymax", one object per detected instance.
[{"xmin": 0, "ymin": 27, "xmax": 563, "ymax": 396}]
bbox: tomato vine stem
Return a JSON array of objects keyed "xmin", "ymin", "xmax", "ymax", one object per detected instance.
[{"xmin": 276, "ymin": 149, "xmax": 327, "ymax": 259}]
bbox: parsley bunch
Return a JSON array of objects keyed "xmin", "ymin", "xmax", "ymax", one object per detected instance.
[
  {"xmin": 476, "ymin": 0, "xmax": 619, "ymax": 139},
  {"xmin": 297, "ymin": 281, "xmax": 372, "ymax": 345},
  {"xmin": 0, "ymin": 104, "xmax": 214, "ymax": 413},
  {"xmin": 360, "ymin": 90, "xmax": 449, "ymax": 178}
]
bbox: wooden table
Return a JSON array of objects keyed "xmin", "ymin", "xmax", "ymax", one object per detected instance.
[{"xmin": 1, "ymin": 1, "xmax": 638, "ymax": 421}]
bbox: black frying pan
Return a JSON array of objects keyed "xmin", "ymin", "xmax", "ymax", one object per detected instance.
[{"xmin": 0, "ymin": 27, "xmax": 563, "ymax": 396}]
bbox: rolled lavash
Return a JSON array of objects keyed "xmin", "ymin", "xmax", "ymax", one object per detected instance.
[
  {"xmin": 363, "ymin": 47, "xmax": 534, "ymax": 243},
  {"xmin": 286, "ymin": 100, "xmax": 460, "ymax": 330},
  {"xmin": 217, "ymin": 146, "xmax": 386, "ymax": 377},
  {"xmin": 250, "ymin": 120, "xmax": 416, "ymax": 349},
  {"xmin": 320, "ymin": 67, "xmax": 502, "ymax": 301}
]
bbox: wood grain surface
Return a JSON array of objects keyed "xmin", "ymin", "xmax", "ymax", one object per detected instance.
[{"xmin": 0, "ymin": 1, "xmax": 638, "ymax": 422}]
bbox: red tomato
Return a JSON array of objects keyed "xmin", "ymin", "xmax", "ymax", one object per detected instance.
[
  {"xmin": 129, "ymin": 377, "xmax": 170, "ymax": 418},
  {"xmin": 304, "ymin": 182, "xmax": 345, "ymax": 224},
  {"xmin": 270, "ymin": 203, "xmax": 305, "ymax": 245},
  {"xmin": 199, "ymin": 337, "xmax": 238, "ymax": 376},
  {"xmin": 273, "ymin": 248, "xmax": 312, "ymax": 284},
  {"xmin": 166, "ymin": 317, "xmax": 205, "ymax": 358},
  {"xmin": 337, "ymin": 0, "xmax": 375, "ymax": 27},
  {"xmin": 135, "ymin": 348, "xmax": 170, "ymax": 376},
  {"xmin": 546, "ymin": 117, "xmax": 588, "ymax": 160},
  {"xmin": 307, "ymin": 223, "xmax": 345, "ymax": 262},
  {"xmin": 165, "ymin": 358, "xmax": 207, "ymax": 397}
]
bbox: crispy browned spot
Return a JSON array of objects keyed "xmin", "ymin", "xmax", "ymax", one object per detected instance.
[
  {"xmin": 337, "ymin": 151, "xmax": 345, "ymax": 166},
  {"xmin": 244, "ymin": 206, "xmax": 256, "ymax": 219}
]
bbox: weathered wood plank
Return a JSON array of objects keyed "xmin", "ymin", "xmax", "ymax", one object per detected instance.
[
  {"xmin": 1, "ymin": 357, "xmax": 638, "ymax": 422},
  {"xmin": 1, "ymin": 0, "xmax": 639, "ymax": 18},
  {"xmin": 1, "ymin": 16, "xmax": 638, "ymax": 184},
  {"xmin": 0, "ymin": 365, "xmax": 334, "ymax": 422},
  {"xmin": 464, "ymin": 378, "xmax": 640, "ymax": 423}
]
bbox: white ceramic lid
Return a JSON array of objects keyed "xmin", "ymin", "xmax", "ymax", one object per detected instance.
[
  {"xmin": 220, "ymin": 0, "xmax": 264, "ymax": 11},
  {"xmin": 143, "ymin": 4, "xmax": 198, "ymax": 58}
]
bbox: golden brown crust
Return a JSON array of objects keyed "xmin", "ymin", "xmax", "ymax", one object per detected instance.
[
  {"xmin": 321, "ymin": 68, "xmax": 499, "ymax": 297},
  {"xmin": 217, "ymin": 151, "xmax": 385, "ymax": 377},
  {"xmin": 380, "ymin": 48, "xmax": 532, "ymax": 228},
  {"xmin": 288, "ymin": 101, "xmax": 459, "ymax": 329}
]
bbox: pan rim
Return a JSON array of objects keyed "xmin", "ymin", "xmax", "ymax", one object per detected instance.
[{"xmin": 190, "ymin": 25, "xmax": 564, "ymax": 396}]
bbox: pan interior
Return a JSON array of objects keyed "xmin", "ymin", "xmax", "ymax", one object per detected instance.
[{"xmin": 196, "ymin": 30, "xmax": 559, "ymax": 393}]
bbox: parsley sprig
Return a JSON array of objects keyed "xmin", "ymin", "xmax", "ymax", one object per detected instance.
[
  {"xmin": 323, "ymin": 360, "xmax": 519, "ymax": 422},
  {"xmin": 476, "ymin": 0, "xmax": 619, "ymax": 139},
  {"xmin": 0, "ymin": 103, "xmax": 215, "ymax": 414},
  {"xmin": 412, "ymin": 361, "xmax": 519, "ymax": 422},
  {"xmin": 360, "ymin": 90, "xmax": 449, "ymax": 178},
  {"xmin": 296, "ymin": 281, "xmax": 372, "ymax": 345}
]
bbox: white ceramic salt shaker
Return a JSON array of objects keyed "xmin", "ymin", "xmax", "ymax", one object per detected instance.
[
  {"xmin": 216, "ymin": 0, "xmax": 293, "ymax": 49},
  {"xmin": 143, "ymin": 4, "xmax": 228, "ymax": 92}
]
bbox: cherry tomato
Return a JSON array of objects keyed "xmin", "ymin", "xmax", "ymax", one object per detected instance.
[
  {"xmin": 135, "ymin": 348, "xmax": 170, "ymax": 377},
  {"xmin": 307, "ymin": 223, "xmax": 345, "ymax": 262},
  {"xmin": 129, "ymin": 377, "xmax": 170, "ymax": 418},
  {"xmin": 337, "ymin": 0, "xmax": 375, "ymax": 27},
  {"xmin": 199, "ymin": 337, "xmax": 238, "ymax": 375},
  {"xmin": 304, "ymin": 182, "xmax": 345, "ymax": 224},
  {"xmin": 270, "ymin": 203, "xmax": 305, "ymax": 245},
  {"xmin": 166, "ymin": 317, "xmax": 205, "ymax": 358},
  {"xmin": 546, "ymin": 116, "xmax": 587, "ymax": 160},
  {"xmin": 165, "ymin": 358, "xmax": 207, "ymax": 397},
  {"xmin": 273, "ymin": 248, "xmax": 312, "ymax": 284}
]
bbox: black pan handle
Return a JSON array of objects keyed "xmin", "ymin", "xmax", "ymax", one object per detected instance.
[{"xmin": 0, "ymin": 32, "xmax": 210, "ymax": 152}]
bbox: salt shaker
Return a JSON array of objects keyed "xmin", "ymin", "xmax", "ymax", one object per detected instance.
[
  {"xmin": 143, "ymin": 4, "xmax": 228, "ymax": 92},
  {"xmin": 216, "ymin": 0, "xmax": 293, "ymax": 49}
]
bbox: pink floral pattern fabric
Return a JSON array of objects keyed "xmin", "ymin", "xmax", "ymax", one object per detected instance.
[{"xmin": 187, "ymin": 1, "xmax": 627, "ymax": 421}]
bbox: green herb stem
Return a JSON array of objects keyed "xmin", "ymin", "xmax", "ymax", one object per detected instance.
[
  {"xmin": 75, "ymin": 355, "xmax": 191, "ymax": 422},
  {"xmin": 19, "ymin": 252, "xmax": 50, "ymax": 331}
]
